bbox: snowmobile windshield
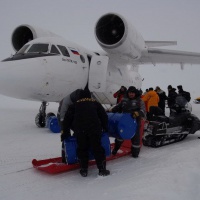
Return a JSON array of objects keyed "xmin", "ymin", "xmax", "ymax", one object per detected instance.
[
  {"xmin": 175, "ymin": 95, "xmax": 187, "ymax": 107},
  {"xmin": 185, "ymin": 102, "xmax": 192, "ymax": 113}
]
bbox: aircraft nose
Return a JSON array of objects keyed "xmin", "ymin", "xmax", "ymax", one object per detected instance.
[{"xmin": 0, "ymin": 59, "xmax": 47, "ymax": 100}]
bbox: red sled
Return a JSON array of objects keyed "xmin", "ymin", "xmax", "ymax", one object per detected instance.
[{"xmin": 32, "ymin": 142, "xmax": 132, "ymax": 174}]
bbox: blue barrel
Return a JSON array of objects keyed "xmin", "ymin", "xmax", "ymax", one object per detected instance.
[
  {"xmin": 89, "ymin": 132, "xmax": 111, "ymax": 160},
  {"xmin": 63, "ymin": 132, "xmax": 111, "ymax": 164},
  {"xmin": 64, "ymin": 136, "xmax": 78, "ymax": 164},
  {"xmin": 45, "ymin": 112, "xmax": 56, "ymax": 128},
  {"xmin": 47, "ymin": 116, "xmax": 61, "ymax": 133},
  {"xmin": 107, "ymin": 113, "xmax": 137, "ymax": 139}
]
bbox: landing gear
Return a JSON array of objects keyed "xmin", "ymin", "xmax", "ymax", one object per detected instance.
[{"xmin": 35, "ymin": 102, "xmax": 48, "ymax": 128}]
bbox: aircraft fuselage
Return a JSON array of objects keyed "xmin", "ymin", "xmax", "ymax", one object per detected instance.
[{"xmin": 0, "ymin": 37, "xmax": 142, "ymax": 105}]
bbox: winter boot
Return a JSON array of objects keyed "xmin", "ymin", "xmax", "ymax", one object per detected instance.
[
  {"xmin": 80, "ymin": 168, "xmax": 88, "ymax": 177},
  {"xmin": 112, "ymin": 139, "xmax": 123, "ymax": 155},
  {"xmin": 111, "ymin": 148, "xmax": 118, "ymax": 155},
  {"xmin": 98, "ymin": 169, "xmax": 110, "ymax": 176},
  {"xmin": 98, "ymin": 160, "xmax": 110, "ymax": 176},
  {"xmin": 131, "ymin": 146, "xmax": 140, "ymax": 158},
  {"xmin": 78, "ymin": 158, "xmax": 88, "ymax": 177}
]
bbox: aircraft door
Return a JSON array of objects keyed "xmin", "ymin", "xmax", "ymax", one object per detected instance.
[{"xmin": 88, "ymin": 55, "xmax": 109, "ymax": 92}]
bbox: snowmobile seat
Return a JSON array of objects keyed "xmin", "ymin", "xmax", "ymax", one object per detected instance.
[{"xmin": 156, "ymin": 115, "xmax": 169, "ymax": 123}]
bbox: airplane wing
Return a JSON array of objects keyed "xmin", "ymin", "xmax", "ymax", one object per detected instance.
[
  {"xmin": 145, "ymin": 41, "xmax": 177, "ymax": 48},
  {"xmin": 140, "ymin": 48, "xmax": 200, "ymax": 65}
]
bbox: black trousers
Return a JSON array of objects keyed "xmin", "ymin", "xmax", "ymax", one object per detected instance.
[
  {"xmin": 76, "ymin": 130, "xmax": 106, "ymax": 169},
  {"xmin": 148, "ymin": 106, "xmax": 164, "ymax": 121}
]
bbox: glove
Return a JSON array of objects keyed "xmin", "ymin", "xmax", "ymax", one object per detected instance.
[
  {"xmin": 132, "ymin": 111, "xmax": 140, "ymax": 118},
  {"xmin": 60, "ymin": 130, "xmax": 71, "ymax": 142}
]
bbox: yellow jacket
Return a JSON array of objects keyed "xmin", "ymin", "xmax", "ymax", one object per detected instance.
[{"xmin": 142, "ymin": 90, "xmax": 159, "ymax": 112}]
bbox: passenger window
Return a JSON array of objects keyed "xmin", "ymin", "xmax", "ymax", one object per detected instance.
[
  {"xmin": 27, "ymin": 44, "xmax": 49, "ymax": 53},
  {"xmin": 50, "ymin": 45, "xmax": 60, "ymax": 54},
  {"xmin": 57, "ymin": 45, "xmax": 70, "ymax": 57}
]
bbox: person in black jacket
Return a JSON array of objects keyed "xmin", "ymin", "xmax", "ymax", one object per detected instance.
[
  {"xmin": 64, "ymin": 88, "xmax": 110, "ymax": 177},
  {"xmin": 111, "ymin": 86, "xmax": 146, "ymax": 158},
  {"xmin": 167, "ymin": 85, "xmax": 178, "ymax": 115},
  {"xmin": 155, "ymin": 86, "xmax": 167, "ymax": 115},
  {"xmin": 177, "ymin": 85, "xmax": 191, "ymax": 102}
]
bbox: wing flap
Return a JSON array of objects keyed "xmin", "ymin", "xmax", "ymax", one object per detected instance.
[{"xmin": 140, "ymin": 48, "xmax": 200, "ymax": 65}]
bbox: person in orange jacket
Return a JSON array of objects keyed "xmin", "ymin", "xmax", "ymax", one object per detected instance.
[{"xmin": 142, "ymin": 88, "xmax": 160, "ymax": 120}]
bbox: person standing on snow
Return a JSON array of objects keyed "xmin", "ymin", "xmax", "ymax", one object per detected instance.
[
  {"xmin": 113, "ymin": 86, "xmax": 127, "ymax": 104},
  {"xmin": 177, "ymin": 85, "xmax": 191, "ymax": 102},
  {"xmin": 142, "ymin": 87, "xmax": 160, "ymax": 120},
  {"xmin": 64, "ymin": 88, "xmax": 110, "ymax": 177},
  {"xmin": 155, "ymin": 86, "xmax": 167, "ymax": 115},
  {"xmin": 167, "ymin": 85, "xmax": 178, "ymax": 115},
  {"xmin": 111, "ymin": 86, "xmax": 146, "ymax": 158}
]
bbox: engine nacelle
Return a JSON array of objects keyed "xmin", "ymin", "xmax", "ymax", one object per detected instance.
[
  {"xmin": 95, "ymin": 13, "xmax": 145, "ymax": 60},
  {"xmin": 11, "ymin": 25, "xmax": 58, "ymax": 51}
]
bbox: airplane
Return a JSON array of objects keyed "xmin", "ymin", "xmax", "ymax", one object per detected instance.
[{"xmin": 0, "ymin": 13, "xmax": 200, "ymax": 128}]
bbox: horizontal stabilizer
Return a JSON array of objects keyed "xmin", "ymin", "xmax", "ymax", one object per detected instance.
[{"xmin": 145, "ymin": 41, "xmax": 177, "ymax": 47}]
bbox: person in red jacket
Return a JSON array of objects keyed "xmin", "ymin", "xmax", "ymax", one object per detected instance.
[{"xmin": 113, "ymin": 86, "xmax": 127, "ymax": 104}]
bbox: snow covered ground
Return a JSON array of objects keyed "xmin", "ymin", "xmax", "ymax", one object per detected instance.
[{"xmin": 0, "ymin": 94, "xmax": 200, "ymax": 200}]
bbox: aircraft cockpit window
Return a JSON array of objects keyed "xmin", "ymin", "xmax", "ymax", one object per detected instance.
[
  {"xmin": 50, "ymin": 45, "xmax": 60, "ymax": 54},
  {"xmin": 27, "ymin": 44, "xmax": 49, "ymax": 53},
  {"xmin": 16, "ymin": 44, "xmax": 30, "ymax": 54},
  {"xmin": 57, "ymin": 45, "xmax": 70, "ymax": 57}
]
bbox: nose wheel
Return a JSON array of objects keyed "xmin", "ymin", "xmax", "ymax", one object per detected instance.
[{"xmin": 35, "ymin": 102, "xmax": 48, "ymax": 127}]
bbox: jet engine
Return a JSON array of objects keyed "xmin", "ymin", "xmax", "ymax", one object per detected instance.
[
  {"xmin": 11, "ymin": 25, "xmax": 58, "ymax": 51},
  {"xmin": 95, "ymin": 13, "xmax": 145, "ymax": 60}
]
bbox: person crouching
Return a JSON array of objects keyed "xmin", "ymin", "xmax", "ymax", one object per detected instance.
[{"xmin": 111, "ymin": 86, "xmax": 146, "ymax": 158}]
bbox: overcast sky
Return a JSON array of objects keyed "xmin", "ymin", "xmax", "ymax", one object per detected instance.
[{"xmin": 1, "ymin": 0, "xmax": 200, "ymax": 98}]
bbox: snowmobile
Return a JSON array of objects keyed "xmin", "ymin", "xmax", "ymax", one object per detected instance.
[
  {"xmin": 194, "ymin": 97, "xmax": 200, "ymax": 104},
  {"xmin": 142, "ymin": 100, "xmax": 200, "ymax": 148}
]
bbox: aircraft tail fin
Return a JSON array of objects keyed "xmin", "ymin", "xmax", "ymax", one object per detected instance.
[{"xmin": 145, "ymin": 41, "xmax": 177, "ymax": 48}]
